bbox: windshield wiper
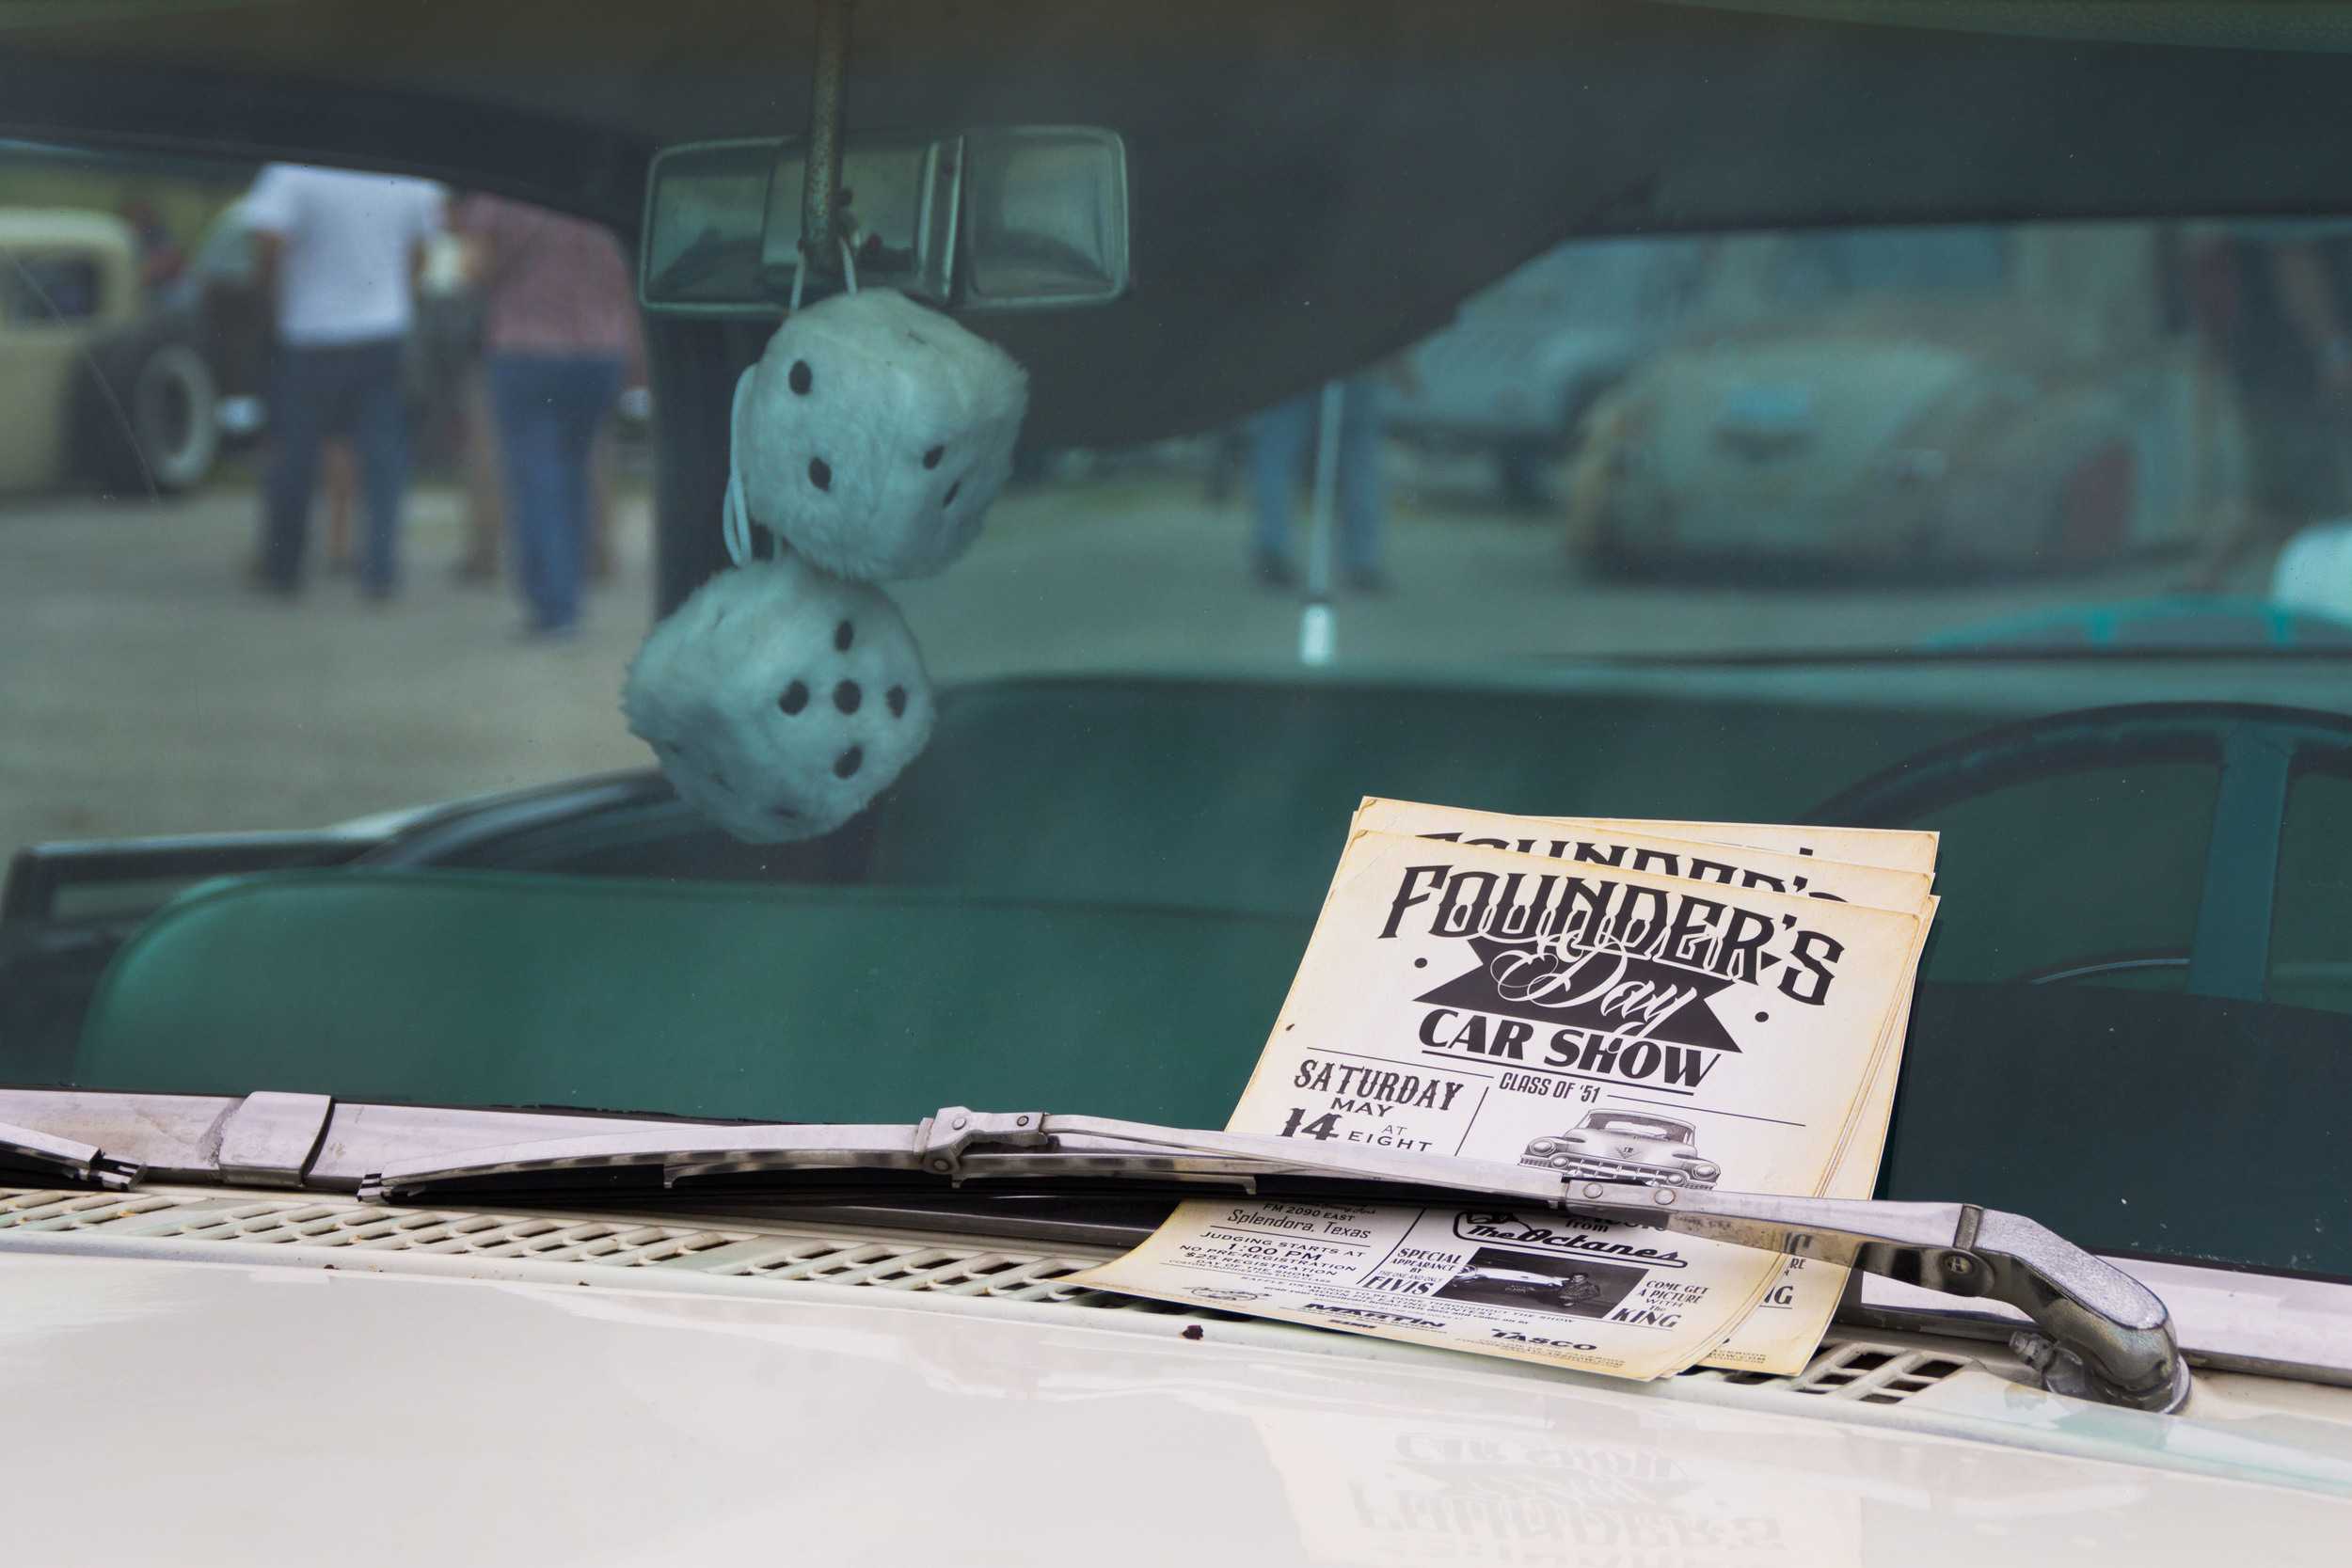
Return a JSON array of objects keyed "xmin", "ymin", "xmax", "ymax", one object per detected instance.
[
  {"xmin": 361, "ymin": 1105, "xmax": 2188, "ymax": 1414},
  {"xmin": 0, "ymin": 1118, "xmax": 140, "ymax": 1191}
]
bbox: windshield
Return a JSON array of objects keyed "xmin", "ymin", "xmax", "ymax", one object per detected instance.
[
  {"xmin": 1, "ymin": 136, "xmax": 2345, "ymax": 1290},
  {"xmin": 1581, "ymin": 1116, "xmax": 1692, "ymax": 1142}
]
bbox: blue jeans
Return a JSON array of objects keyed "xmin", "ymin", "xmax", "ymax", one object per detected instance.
[
  {"xmin": 261, "ymin": 338, "xmax": 408, "ymax": 594},
  {"xmin": 488, "ymin": 353, "xmax": 625, "ymax": 632},
  {"xmin": 1246, "ymin": 377, "xmax": 1387, "ymax": 574}
]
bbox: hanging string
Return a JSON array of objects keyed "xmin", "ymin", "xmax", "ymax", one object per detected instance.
[
  {"xmin": 722, "ymin": 365, "xmax": 755, "ymax": 567},
  {"xmin": 727, "ymin": 235, "xmax": 860, "ymax": 568},
  {"xmin": 785, "ymin": 235, "xmax": 858, "ymax": 311}
]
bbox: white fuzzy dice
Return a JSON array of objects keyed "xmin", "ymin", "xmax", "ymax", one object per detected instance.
[
  {"xmin": 622, "ymin": 555, "xmax": 935, "ymax": 844},
  {"xmin": 728, "ymin": 288, "xmax": 1028, "ymax": 580}
]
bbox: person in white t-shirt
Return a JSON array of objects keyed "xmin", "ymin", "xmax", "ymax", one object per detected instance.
[{"xmin": 241, "ymin": 163, "xmax": 445, "ymax": 598}]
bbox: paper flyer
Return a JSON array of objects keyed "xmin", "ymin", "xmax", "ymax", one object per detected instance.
[
  {"xmin": 1568, "ymin": 816, "xmax": 1938, "ymax": 876},
  {"xmin": 1346, "ymin": 799, "xmax": 1939, "ymax": 1373},
  {"xmin": 1072, "ymin": 822, "xmax": 1930, "ymax": 1381}
]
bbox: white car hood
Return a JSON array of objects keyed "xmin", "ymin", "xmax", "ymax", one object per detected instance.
[{"xmin": 3, "ymin": 1247, "xmax": 2348, "ymax": 1567}]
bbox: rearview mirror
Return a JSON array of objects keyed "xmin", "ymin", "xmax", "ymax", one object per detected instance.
[{"xmin": 640, "ymin": 126, "xmax": 1128, "ymax": 316}]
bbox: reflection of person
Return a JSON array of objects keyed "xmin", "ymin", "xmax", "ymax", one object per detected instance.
[
  {"xmin": 2186, "ymin": 228, "xmax": 2352, "ymax": 590},
  {"xmin": 454, "ymin": 375, "xmax": 622, "ymax": 587},
  {"xmin": 1246, "ymin": 372, "xmax": 1391, "ymax": 594},
  {"xmin": 119, "ymin": 198, "xmax": 185, "ymax": 289},
  {"xmin": 321, "ymin": 442, "xmax": 358, "ymax": 573},
  {"xmin": 455, "ymin": 194, "xmax": 638, "ymax": 637},
  {"xmin": 244, "ymin": 163, "xmax": 445, "ymax": 598}
]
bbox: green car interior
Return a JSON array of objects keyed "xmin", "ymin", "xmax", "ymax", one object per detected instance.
[{"xmin": 3, "ymin": 0, "xmax": 2349, "ymax": 1286}]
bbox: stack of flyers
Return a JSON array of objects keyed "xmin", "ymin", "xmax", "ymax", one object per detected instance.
[{"xmin": 1069, "ymin": 798, "xmax": 1938, "ymax": 1381}]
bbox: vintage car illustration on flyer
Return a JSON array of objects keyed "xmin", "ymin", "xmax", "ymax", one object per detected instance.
[
  {"xmin": 1520, "ymin": 1111, "xmax": 1722, "ymax": 1188},
  {"xmin": 1073, "ymin": 823, "xmax": 1933, "ymax": 1381}
]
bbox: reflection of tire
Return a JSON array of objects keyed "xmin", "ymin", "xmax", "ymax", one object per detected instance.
[{"xmin": 87, "ymin": 336, "xmax": 221, "ymax": 495}]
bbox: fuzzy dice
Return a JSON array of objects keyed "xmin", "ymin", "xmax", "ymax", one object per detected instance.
[
  {"xmin": 729, "ymin": 288, "xmax": 1028, "ymax": 580},
  {"xmin": 623, "ymin": 554, "xmax": 935, "ymax": 844}
]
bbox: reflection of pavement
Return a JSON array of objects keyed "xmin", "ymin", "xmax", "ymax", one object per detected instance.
[
  {"xmin": 1, "ymin": 483, "xmax": 657, "ymax": 853},
  {"xmin": 4, "ymin": 470, "xmax": 2177, "ymax": 854},
  {"xmin": 896, "ymin": 472, "xmax": 2185, "ymax": 682}
]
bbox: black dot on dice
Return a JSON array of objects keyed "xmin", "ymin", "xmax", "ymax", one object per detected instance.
[
  {"xmin": 886, "ymin": 685, "xmax": 907, "ymax": 718},
  {"xmin": 833, "ymin": 745, "xmax": 864, "ymax": 779},
  {"xmin": 1755, "ymin": 1011, "xmax": 1770, "ymax": 1023},
  {"xmin": 923, "ymin": 445, "xmax": 945, "ymax": 469},
  {"xmin": 834, "ymin": 619, "xmax": 853, "ymax": 651},
  {"xmin": 942, "ymin": 479, "xmax": 961, "ymax": 509},
  {"xmin": 1412, "ymin": 958, "xmax": 1428, "ymax": 969},
  {"xmin": 808, "ymin": 456, "xmax": 832, "ymax": 491},
  {"xmin": 788, "ymin": 359, "xmax": 813, "ymax": 395},
  {"xmin": 778, "ymin": 680, "xmax": 809, "ymax": 715},
  {"xmin": 834, "ymin": 679, "xmax": 862, "ymax": 714}
]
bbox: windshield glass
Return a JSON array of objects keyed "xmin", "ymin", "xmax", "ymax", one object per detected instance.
[
  {"xmin": 2, "ymin": 139, "xmax": 2345, "ymax": 1288},
  {"xmin": 1581, "ymin": 1116, "xmax": 1691, "ymax": 1141}
]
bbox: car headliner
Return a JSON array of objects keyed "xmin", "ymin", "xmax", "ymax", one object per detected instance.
[{"xmin": 8, "ymin": 0, "xmax": 2352, "ymax": 447}]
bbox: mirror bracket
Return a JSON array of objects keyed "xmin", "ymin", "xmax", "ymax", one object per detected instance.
[{"xmin": 800, "ymin": 0, "xmax": 853, "ymax": 276}]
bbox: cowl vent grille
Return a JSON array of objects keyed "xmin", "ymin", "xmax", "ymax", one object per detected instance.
[
  {"xmin": 1679, "ymin": 1339, "xmax": 1971, "ymax": 1403},
  {"xmin": 0, "ymin": 1186, "xmax": 1185, "ymax": 1313}
]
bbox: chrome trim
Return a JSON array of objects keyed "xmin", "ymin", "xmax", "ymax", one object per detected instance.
[
  {"xmin": 215, "ymin": 1092, "xmax": 333, "ymax": 1188},
  {"xmin": 0, "ymin": 1090, "xmax": 230, "ymax": 1175},
  {"xmin": 0, "ymin": 1117, "xmax": 139, "ymax": 1190}
]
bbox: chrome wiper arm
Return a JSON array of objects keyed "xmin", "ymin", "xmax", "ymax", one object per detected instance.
[
  {"xmin": 359, "ymin": 1105, "xmax": 2186, "ymax": 1413},
  {"xmin": 1559, "ymin": 1181, "xmax": 2188, "ymax": 1414},
  {"xmin": 0, "ymin": 1118, "xmax": 140, "ymax": 1191}
]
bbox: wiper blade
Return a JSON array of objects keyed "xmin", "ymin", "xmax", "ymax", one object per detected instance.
[
  {"xmin": 0, "ymin": 1118, "xmax": 140, "ymax": 1191},
  {"xmin": 362, "ymin": 1105, "xmax": 2187, "ymax": 1413}
]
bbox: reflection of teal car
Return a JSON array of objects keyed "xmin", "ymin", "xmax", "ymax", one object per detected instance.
[{"xmin": 1389, "ymin": 237, "xmax": 1709, "ymax": 507}]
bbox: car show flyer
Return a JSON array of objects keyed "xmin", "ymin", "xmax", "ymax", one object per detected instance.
[
  {"xmin": 1073, "ymin": 824, "xmax": 1929, "ymax": 1380},
  {"xmin": 1349, "ymin": 798, "xmax": 1932, "ymax": 923},
  {"xmin": 1347, "ymin": 799, "xmax": 1940, "ymax": 1374},
  {"xmin": 1569, "ymin": 816, "xmax": 1938, "ymax": 876}
]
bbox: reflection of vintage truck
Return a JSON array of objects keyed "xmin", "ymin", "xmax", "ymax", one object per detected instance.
[
  {"xmin": 0, "ymin": 207, "xmax": 260, "ymax": 494},
  {"xmin": 1520, "ymin": 1111, "xmax": 1721, "ymax": 1188}
]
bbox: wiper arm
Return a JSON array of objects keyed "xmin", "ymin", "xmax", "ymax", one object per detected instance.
[
  {"xmin": 0, "ymin": 1118, "xmax": 141, "ymax": 1191},
  {"xmin": 361, "ymin": 1105, "xmax": 2188, "ymax": 1414}
]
